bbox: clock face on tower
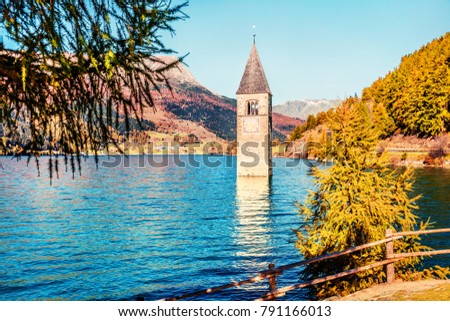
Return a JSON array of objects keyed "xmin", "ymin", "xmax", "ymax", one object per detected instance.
[{"xmin": 243, "ymin": 117, "xmax": 260, "ymax": 134}]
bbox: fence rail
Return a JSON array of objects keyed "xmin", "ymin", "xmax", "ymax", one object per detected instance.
[{"xmin": 159, "ymin": 228, "xmax": 450, "ymax": 301}]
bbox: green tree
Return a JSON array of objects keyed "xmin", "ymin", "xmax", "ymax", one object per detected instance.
[
  {"xmin": 296, "ymin": 98, "xmax": 448, "ymax": 299},
  {"xmin": 288, "ymin": 113, "xmax": 325, "ymax": 141},
  {"xmin": 289, "ymin": 124, "xmax": 304, "ymax": 141},
  {"xmin": 372, "ymin": 102, "xmax": 396, "ymax": 138},
  {"xmin": 0, "ymin": 0, "xmax": 187, "ymax": 178},
  {"xmin": 305, "ymin": 114, "xmax": 317, "ymax": 130},
  {"xmin": 315, "ymin": 111, "xmax": 327, "ymax": 126}
]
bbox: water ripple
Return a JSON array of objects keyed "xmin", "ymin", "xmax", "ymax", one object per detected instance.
[{"xmin": 0, "ymin": 156, "xmax": 448, "ymax": 300}]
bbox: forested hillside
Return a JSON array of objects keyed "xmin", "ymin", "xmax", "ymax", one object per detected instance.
[
  {"xmin": 362, "ymin": 33, "xmax": 450, "ymax": 137},
  {"xmin": 290, "ymin": 33, "xmax": 450, "ymax": 142}
]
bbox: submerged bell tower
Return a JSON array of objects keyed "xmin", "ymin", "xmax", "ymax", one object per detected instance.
[{"xmin": 236, "ymin": 41, "xmax": 272, "ymax": 177}]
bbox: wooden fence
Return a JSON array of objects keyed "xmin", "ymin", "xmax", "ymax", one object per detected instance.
[{"xmin": 159, "ymin": 228, "xmax": 450, "ymax": 301}]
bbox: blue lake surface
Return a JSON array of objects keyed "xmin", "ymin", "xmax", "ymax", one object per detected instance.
[{"xmin": 0, "ymin": 156, "xmax": 449, "ymax": 301}]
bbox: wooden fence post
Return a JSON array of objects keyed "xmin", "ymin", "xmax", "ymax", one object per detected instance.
[
  {"xmin": 385, "ymin": 229, "xmax": 395, "ymax": 284},
  {"xmin": 268, "ymin": 263, "xmax": 277, "ymax": 293}
]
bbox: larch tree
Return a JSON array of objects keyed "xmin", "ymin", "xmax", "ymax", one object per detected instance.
[
  {"xmin": 0, "ymin": 0, "xmax": 188, "ymax": 180},
  {"xmin": 296, "ymin": 98, "xmax": 449, "ymax": 299}
]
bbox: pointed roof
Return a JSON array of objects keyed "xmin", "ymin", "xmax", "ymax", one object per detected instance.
[{"xmin": 236, "ymin": 44, "xmax": 272, "ymax": 95}]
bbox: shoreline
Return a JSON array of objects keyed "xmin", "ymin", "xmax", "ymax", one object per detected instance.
[{"xmin": 2, "ymin": 153, "xmax": 450, "ymax": 169}]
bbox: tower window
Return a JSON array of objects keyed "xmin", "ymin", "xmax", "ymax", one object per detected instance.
[{"xmin": 246, "ymin": 100, "xmax": 259, "ymax": 115}]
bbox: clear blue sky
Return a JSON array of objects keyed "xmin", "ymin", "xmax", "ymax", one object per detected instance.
[
  {"xmin": 2, "ymin": 1, "xmax": 449, "ymax": 105},
  {"xmin": 163, "ymin": 0, "xmax": 450, "ymax": 104}
]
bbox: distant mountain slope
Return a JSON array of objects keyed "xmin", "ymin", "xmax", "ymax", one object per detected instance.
[
  {"xmin": 0, "ymin": 55, "xmax": 304, "ymax": 144},
  {"xmin": 273, "ymin": 99, "xmax": 341, "ymax": 120},
  {"xmin": 272, "ymin": 112, "xmax": 304, "ymax": 139},
  {"xmin": 146, "ymin": 57, "xmax": 303, "ymax": 140}
]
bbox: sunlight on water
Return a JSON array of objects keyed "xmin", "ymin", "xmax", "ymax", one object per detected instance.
[
  {"xmin": 235, "ymin": 177, "xmax": 271, "ymax": 261},
  {"xmin": 0, "ymin": 156, "xmax": 448, "ymax": 301}
]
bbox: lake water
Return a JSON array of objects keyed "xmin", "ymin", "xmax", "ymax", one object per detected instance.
[{"xmin": 0, "ymin": 156, "xmax": 449, "ymax": 301}]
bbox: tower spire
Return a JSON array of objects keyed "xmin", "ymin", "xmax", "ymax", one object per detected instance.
[{"xmin": 236, "ymin": 43, "xmax": 271, "ymax": 95}]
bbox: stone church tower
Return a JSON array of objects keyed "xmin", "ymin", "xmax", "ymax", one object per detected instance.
[{"xmin": 236, "ymin": 43, "xmax": 272, "ymax": 177}]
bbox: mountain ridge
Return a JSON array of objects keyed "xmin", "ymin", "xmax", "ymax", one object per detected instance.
[
  {"xmin": 273, "ymin": 99, "xmax": 341, "ymax": 120},
  {"xmin": 144, "ymin": 57, "xmax": 304, "ymax": 141}
]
